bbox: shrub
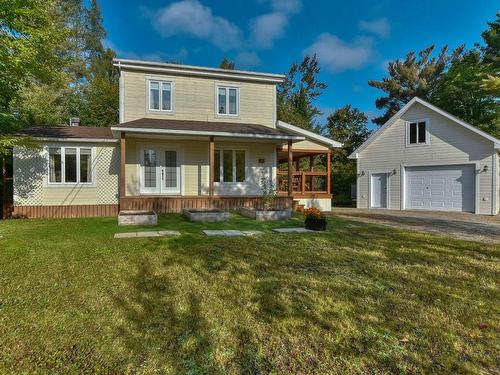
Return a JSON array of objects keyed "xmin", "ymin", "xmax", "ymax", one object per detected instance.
[{"xmin": 304, "ymin": 207, "xmax": 324, "ymax": 219}]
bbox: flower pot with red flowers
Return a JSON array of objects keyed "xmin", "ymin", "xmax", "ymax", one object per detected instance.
[{"xmin": 304, "ymin": 207, "xmax": 327, "ymax": 231}]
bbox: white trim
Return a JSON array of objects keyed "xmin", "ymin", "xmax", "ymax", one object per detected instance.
[
  {"xmin": 402, "ymin": 162, "xmax": 479, "ymax": 214},
  {"xmin": 215, "ymin": 85, "xmax": 239, "ymax": 117},
  {"xmin": 405, "ymin": 119, "xmax": 430, "ymax": 148},
  {"xmin": 349, "ymin": 97, "xmax": 500, "ymax": 159},
  {"xmin": 119, "ymin": 66, "xmax": 124, "ymax": 123},
  {"xmin": 147, "ymin": 79, "xmax": 174, "ymax": 113},
  {"xmin": 277, "ymin": 121, "xmax": 343, "ymax": 148},
  {"xmin": 492, "ymin": 150, "xmax": 497, "ymax": 215},
  {"xmin": 113, "ymin": 59, "xmax": 285, "ymax": 83},
  {"xmin": 110, "ymin": 126, "xmax": 305, "ymax": 141},
  {"xmin": 45, "ymin": 145, "xmax": 96, "ymax": 187},
  {"xmin": 32, "ymin": 137, "xmax": 118, "ymax": 143}
]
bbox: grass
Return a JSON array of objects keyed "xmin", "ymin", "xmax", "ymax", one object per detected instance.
[{"xmin": 0, "ymin": 213, "xmax": 498, "ymax": 374}]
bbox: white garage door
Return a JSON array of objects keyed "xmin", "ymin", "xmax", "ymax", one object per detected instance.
[{"xmin": 405, "ymin": 165, "xmax": 475, "ymax": 212}]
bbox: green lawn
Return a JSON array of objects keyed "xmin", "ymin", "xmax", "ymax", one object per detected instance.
[{"xmin": 0, "ymin": 213, "xmax": 498, "ymax": 374}]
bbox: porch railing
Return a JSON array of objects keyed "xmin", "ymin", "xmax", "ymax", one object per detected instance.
[{"xmin": 277, "ymin": 171, "xmax": 328, "ymax": 195}]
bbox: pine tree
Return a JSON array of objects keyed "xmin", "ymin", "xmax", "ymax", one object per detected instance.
[
  {"xmin": 368, "ymin": 45, "xmax": 463, "ymax": 126},
  {"xmin": 219, "ymin": 58, "xmax": 235, "ymax": 70},
  {"xmin": 277, "ymin": 54, "xmax": 327, "ymax": 130}
]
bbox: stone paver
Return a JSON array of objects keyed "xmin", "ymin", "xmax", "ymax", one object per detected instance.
[
  {"xmin": 273, "ymin": 227, "xmax": 314, "ymax": 233},
  {"xmin": 203, "ymin": 230, "xmax": 264, "ymax": 237},
  {"xmin": 114, "ymin": 230, "xmax": 181, "ymax": 239}
]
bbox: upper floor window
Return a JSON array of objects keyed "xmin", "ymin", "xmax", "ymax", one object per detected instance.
[
  {"xmin": 217, "ymin": 86, "xmax": 238, "ymax": 116},
  {"xmin": 149, "ymin": 80, "xmax": 172, "ymax": 111},
  {"xmin": 407, "ymin": 120, "xmax": 428, "ymax": 146},
  {"xmin": 48, "ymin": 147, "xmax": 93, "ymax": 184}
]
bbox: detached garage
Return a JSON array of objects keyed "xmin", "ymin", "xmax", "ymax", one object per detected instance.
[{"xmin": 350, "ymin": 98, "xmax": 500, "ymax": 215}]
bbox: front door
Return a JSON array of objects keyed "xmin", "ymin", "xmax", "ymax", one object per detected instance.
[
  {"xmin": 371, "ymin": 173, "xmax": 387, "ymax": 208},
  {"xmin": 140, "ymin": 148, "xmax": 180, "ymax": 195}
]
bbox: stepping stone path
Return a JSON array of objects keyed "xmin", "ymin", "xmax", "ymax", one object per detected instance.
[
  {"xmin": 273, "ymin": 227, "xmax": 314, "ymax": 233},
  {"xmin": 114, "ymin": 230, "xmax": 181, "ymax": 239},
  {"xmin": 203, "ymin": 230, "xmax": 263, "ymax": 237}
]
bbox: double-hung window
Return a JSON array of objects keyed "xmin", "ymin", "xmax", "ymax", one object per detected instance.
[
  {"xmin": 217, "ymin": 86, "xmax": 238, "ymax": 116},
  {"xmin": 407, "ymin": 120, "xmax": 428, "ymax": 146},
  {"xmin": 48, "ymin": 147, "xmax": 93, "ymax": 184},
  {"xmin": 214, "ymin": 149, "xmax": 245, "ymax": 183},
  {"xmin": 149, "ymin": 80, "xmax": 173, "ymax": 111}
]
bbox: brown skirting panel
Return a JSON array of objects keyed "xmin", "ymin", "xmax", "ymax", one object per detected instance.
[
  {"xmin": 13, "ymin": 204, "xmax": 119, "ymax": 219},
  {"xmin": 120, "ymin": 196, "xmax": 293, "ymax": 213}
]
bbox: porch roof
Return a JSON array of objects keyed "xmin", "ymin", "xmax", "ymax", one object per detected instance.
[{"xmin": 111, "ymin": 118, "xmax": 305, "ymax": 141}]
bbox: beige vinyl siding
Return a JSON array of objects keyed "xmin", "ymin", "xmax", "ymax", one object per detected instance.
[
  {"xmin": 122, "ymin": 69, "xmax": 276, "ymax": 127},
  {"xmin": 357, "ymin": 103, "xmax": 494, "ymax": 214},
  {"xmin": 282, "ymin": 139, "xmax": 330, "ymax": 151},
  {"xmin": 125, "ymin": 138, "xmax": 277, "ymax": 196},
  {"xmin": 13, "ymin": 143, "xmax": 119, "ymax": 206}
]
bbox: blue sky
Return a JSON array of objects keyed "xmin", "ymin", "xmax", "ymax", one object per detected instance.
[{"xmin": 100, "ymin": 0, "xmax": 499, "ymax": 128}]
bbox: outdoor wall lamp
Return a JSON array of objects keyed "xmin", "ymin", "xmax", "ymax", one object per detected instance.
[
  {"xmin": 482, "ymin": 165, "xmax": 489, "ymax": 173},
  {"xmin": 392, "ymin": 168, "xmax": 397, "ymax": 175},
  {"xmin": 360, "ymin": 170, "xmax": 365, "ymax": 176}
]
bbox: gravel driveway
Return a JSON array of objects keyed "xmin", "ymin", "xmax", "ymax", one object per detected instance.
[{"xmin": 330, "ymin": 208, "xmax": 500, "ymax": 244}]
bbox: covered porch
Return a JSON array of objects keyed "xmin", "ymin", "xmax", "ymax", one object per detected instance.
[
  {"xmin": 276, "ymin": 148, "xmax": 331, "ymax": 198},
  {"xmin": 113, "ymin": 118, "xmax": 305, "ymax": 213}
]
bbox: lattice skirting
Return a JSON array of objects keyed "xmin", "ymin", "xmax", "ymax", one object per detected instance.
[{"xmin": 13, "ymin": 204, "xmax": 119, "ymax": 219}]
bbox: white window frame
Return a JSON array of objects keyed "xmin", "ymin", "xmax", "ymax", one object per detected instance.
[
  {"xmin": 46, "ymin": 146, "xmax": 96, "ymax": 186},
  {"xmin": 216, "ymin": 86, "xmax": 239, "ymax": 117},
  {"xmin": 214, "ymin": 148, "xmax": 246, "ymax": 183},
  {"xmin": 406, "ymin": 119, "xmax": 430, "ymax": 147},
  {"xmin": 148, "ymin": 79, "xmax": 174, "ymax": 112}
]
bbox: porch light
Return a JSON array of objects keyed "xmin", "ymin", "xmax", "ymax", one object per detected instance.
[
  {"xmin": 482, "ymin": 165, "xmax": 489, "ymax": 173},
  {"xmin": 360, "ymin": 170, "xmax": 365, "ymax": 176},
  {"xmin": 392, "ymin": 168, "xmax": 397, "ymax": 175}
]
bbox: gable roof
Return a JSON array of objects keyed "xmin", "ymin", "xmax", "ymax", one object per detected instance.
[
  {"xmin": 111, "ymin": 118, "xmax": 305, "ymax": 141},
  {"xmin": 348, "ymin": 97, "xmax": 500, "ymax": 159},
  {"xmin": 277, "ymin": 121, "xmax": 343, "ymax": 148}
]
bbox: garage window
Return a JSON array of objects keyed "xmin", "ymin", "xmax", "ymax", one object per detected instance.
[{"xmin": 407, "ymin": 120, "xmax": 428, "ymax": 146}]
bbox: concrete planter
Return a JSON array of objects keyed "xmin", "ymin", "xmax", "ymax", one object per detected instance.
[
  {"xmin": 239, "ymin": 207, "xmax": 292, "ymax": 221},
  {"xmin": 182, "ymin": 209, "xmax": 230, "ymax": 222},
  {"xmin": 118, "ymin": 210, "xmax": 158, "ymax": 226}
]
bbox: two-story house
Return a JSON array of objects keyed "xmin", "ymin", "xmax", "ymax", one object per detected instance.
[{"xmin": 12, "ymin": 59, "xmax": 341, "ymax": 218}]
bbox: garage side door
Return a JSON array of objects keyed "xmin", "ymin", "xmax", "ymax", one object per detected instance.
[{"xmin": 405, "ymin": 165, "xmax": 475, "ymax": 212}]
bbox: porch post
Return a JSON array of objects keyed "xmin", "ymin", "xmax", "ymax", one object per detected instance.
[
  {"xmin": 120, "ymin": 132, "xmax": 126, "ymax": 200},
  {"xmin": 209, "ymin": 136, "xmax": 214, "ymax": 197},
  {"xmin": 287, "ymin": 140, "xmax": 293, "ymax": 197},
  {"xmin": 327, "ymin": 150, "xmax": 331, "ymax": 195}
]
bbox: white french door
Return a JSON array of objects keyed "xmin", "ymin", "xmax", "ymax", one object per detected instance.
[{"xmin": 140, "ymin": 148, "xmax": 180, "ymax": 195}]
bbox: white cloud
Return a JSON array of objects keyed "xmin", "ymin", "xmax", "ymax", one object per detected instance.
[
  {"xmin": 304, "ymin": 33, "xmax": 374, "ymax": 73},
  {"xmin": 359, "ymin": 18, "xmax": 390, "ymax": 38},
  {"xmin": 148, "ymin": 0, "xmax": 242, "ymax": 50},
  {"xmin": 249, "ymin": 0, "xmax": 301, "ymax": 49},
  {"xmin": 249, "ymin": 12, "xmax": 288, "ymax": 49},
  {"xmin": 270, "ymin": 0, "xmax": 301, "ymax": 13},
  {"xmin": 235, "ymin": 51, "xmax": 261, "ymax": 68}
]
